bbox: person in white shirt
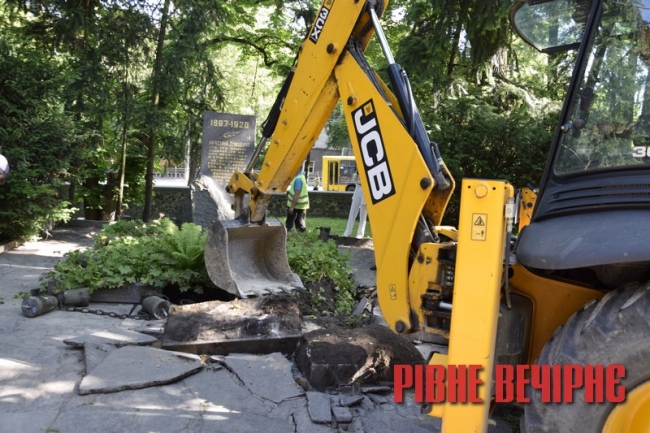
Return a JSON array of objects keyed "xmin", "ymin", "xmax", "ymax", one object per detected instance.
[
  {"xmin": 342, "ymin": 171, "xmax": 367, "ymax": 238},
  {"xmin": 0, "ymin": 154, "xmax": 9, "ymax": 185}
]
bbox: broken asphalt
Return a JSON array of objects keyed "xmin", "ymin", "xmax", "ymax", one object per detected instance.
[{"xmin": 0, "ymin": 225, "xmax": 513, "ymax": 433}]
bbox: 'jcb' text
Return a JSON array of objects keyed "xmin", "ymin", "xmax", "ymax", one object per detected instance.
[{"xmin": 352, "ymin": 100, "xmax": 396, "ymax": 204}]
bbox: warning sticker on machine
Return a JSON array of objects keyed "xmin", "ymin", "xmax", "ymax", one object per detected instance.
[{"xmin": 471, "ymin": 213, "xmax": 487, "ymax": 241}]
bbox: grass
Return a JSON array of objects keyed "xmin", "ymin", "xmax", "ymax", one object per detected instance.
[
  {"xmin": 267, "ymin": 214, "xmax": 370, "ymax": 238},
  {"xmin": 270, "ymin": 211, "xmax": 372, "ymax": 238},
  {"xmin": 307, "ymin": 216, "xmax": 370, "ymax": 238}
]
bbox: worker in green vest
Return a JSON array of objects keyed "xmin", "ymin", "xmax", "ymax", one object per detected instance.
[{"xmin": 286, "ymin": 169, "xmax": 309, "ymax": 232}]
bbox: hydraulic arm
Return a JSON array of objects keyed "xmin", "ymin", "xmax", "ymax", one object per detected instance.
[{"xmin": 218, "ymin": 0, "xmax": 456, "ymax": 329}]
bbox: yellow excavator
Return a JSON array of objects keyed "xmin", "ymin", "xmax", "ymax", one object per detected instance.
[{"xmin": 203, "ymin": 0, "xmax": 650, "ymax": 431}]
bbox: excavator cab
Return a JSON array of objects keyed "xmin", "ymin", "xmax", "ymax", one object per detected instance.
[
  {"xmin": 509, "ymin": 2, "xmax": 650, "ymax": 432},
  {"xmin": 512, "ymin": 0, "xmax": 650, "ymax": 285}
]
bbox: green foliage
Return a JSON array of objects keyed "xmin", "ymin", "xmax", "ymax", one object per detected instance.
[
  {"xmin": 431, "ymin": 88, "xmax": 558, "ymax": 225},
  {"xmin": 45, "ymin": 218, "xmax": 215, "ymax": 294},
  {"xmin": 325, "ymin": 103, "xmax": 352, "ymax": 149},
  {"xmin": 46, "ymin": 217, "xmax": 358, "ymax": 316},
  {"xmin": 307, "ymin": 216, "xmax": 370, "ymax": 238},
  {"xmin": 286, "ymin": 231, "xmax": 356, "ymax": 315},
  {"xmin": 0, "ymin": 25, "xmax": 81, "ymax": 240},
  {"xmin": 0, "ymin": 0, "xmax": 574, "ymax": 239}
]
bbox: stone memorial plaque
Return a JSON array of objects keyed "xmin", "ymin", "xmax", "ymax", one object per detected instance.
[{"xmin": 201, "ymin": 111, "xmax": 256, "ymax": 185}]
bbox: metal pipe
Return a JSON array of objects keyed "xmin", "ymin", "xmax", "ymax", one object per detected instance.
[
  {"xmin": 439, "ymin": 301, "xmax": 453, "ymax": 311},
  {"xmin": 368, "ymin": 7, "xmax": 395, "ymax": 65},
  {"xmin": 245, "ymin": 136, "xmax": 268, "ymax": 173}
]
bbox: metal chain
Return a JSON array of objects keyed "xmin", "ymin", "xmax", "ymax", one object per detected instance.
[{"xmin": 58, "ymin": 305, "xmax": 154, "ymax": 320}]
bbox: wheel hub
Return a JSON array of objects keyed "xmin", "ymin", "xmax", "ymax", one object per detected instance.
[{"xmin": 603, "ymin": 380, "xmax": 650, "ymax": 433}]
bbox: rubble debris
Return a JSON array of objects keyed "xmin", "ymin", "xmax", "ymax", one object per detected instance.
[
  {"xmin": 339, "ymin": 395, "xmax": 364, "ymax": 407},
  {"xmin": 332, "ymin": 406, "xmax": 353, "ymax": 423}
]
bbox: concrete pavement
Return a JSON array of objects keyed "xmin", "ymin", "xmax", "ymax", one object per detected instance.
[{"xmin": 0, "ymin": 226, "xmax": 511, "ymax": 433}]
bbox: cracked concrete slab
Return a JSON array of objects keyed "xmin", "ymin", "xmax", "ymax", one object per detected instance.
[
  {"xmin": 270, "ymin": 399, "xmax": 334, "ymax": 433},
  {"xmin": 0, "ymin": 226, "xmax": 517, "ymax": 433},
  {"xmin": 183, "ymin": 368, "xmax": 276, "ymax": 416},
  {"xmin": 356, "ymin": 408, "xmax": 440, "ymax": 433},
  {"xmin": 63, "ymin": 328, "xmax": 158, "ymax": 348},
  {"xmin": 78, "ymin": 345, "xmax": 203, "ymax": 395},
  {"xmin": 332, "ymin": 406, "xmax": 353, "ymax": 423},
  {"xmin": 83, "ymin": 343, "xmax": 117, "ymax": 375},
  {"xmin": 306, "ymin": 391, "xmax": 332, "ymax": 424},
  {"xmin": 339, "ymin": 394, "xmax": 364, "ymax": 407},
  {"xmin": 125, "ymin": 319, "xmax": 167, "ymax": 338},
  {"xmin": 224, "ymin": 352, "xmax": 304, "ymax": 404}
]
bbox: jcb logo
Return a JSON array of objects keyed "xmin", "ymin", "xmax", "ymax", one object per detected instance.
[
  {"xmin": 309, "ymin": 6, "xmax": 330, "ymax": 44},
  {"xmin": 352, "ymin": 101, "xmax": 395, "ymax": 204}
]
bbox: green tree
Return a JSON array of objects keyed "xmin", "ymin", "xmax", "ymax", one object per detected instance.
[{"xmin": 0, "ymin": 20, "xmax": 81, "ymax": 239}]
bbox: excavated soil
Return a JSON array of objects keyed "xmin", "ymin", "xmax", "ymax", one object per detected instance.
[
  {"xmin": 294, "ymin": 324, "xmax": 425, "ymax": 390},
  {"xmin": 163, "ymin": 296, "xmax": 303, "ymax": 344},
  {"xmin": 294, "ymin": 278, "xmax": 368, "ymax": 330}
]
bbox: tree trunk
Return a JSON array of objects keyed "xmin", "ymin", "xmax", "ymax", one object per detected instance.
[
  {"xmin": 117, "ymin": 52, "xmax": 129, "ymax": 220},
  {"xmin": 143, "ymin": 0, "xmax": 171, "ymax": 222}
]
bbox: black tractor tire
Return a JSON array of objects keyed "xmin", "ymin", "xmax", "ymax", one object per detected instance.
[{"xmin": 522, "ymin": 284, "xmax": 650, "ymax": 433}]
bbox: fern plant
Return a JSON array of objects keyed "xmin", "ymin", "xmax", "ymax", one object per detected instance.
[
  {"xmin": 45, "ymin": 218, "xmax": 357, "ymax": 305},
  {"xmin": 45, "ymin": 218, "xmax": 215, "ymax": 294}
]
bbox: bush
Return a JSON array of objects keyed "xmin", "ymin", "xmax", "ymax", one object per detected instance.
[
  {"xmin": 46, "ymin": 220, "xmax": 358, "ymax": 316},
  {"xmin": 286, "ymin": 231, "xmax": 356, "ymax": 315},
  {"xmin": 45, "ymin": 218, "xmax": 215, "ymax": 294}
]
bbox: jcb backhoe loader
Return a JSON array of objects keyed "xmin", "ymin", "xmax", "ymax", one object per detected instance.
[{"xmin": 203, "ymin": 0, "xmax": 650, "ymax": 431}]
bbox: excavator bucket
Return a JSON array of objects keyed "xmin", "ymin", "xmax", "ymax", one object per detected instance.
[{"xmin": 204, "ymin": 218, "xmax": 304, "ymax": 298}]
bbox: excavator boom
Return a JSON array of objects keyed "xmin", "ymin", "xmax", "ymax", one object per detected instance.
[{"xmin": 209, "ymin": 0, "xmax": 455, "ymax": 302}]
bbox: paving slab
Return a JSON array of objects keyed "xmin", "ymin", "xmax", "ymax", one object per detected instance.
[
  {"xmin": 63, "ymin": 328, "xmax": 159, "ymax": 348},
  {"xmin": 270, "ymin": 399, "xmax": 335, "ymax": 433},
  {"xmin": 127, "ymin": 319, "xmax": 167, "ymax": 337},
  {"xmin": 78, "ymin": 345, "xmax": 203, "ymax": 395},
  {"xmin": 0, "ymin": 226, "xmax": 517, "ymax": 432},
  {"xmin": 83, "ymin": 343, "xmax": 118, "ymax": 375},
  {"xmin": 367, "ymin": 393, "xmax": 389, "ymax": 405},
  {"xmin": 183, "ymin": 368, "xmax": 276, "ymax": 416},
  {"xmin": 332, "ymin": 405, "xmax": 353, "ymax": 423},
  {"xmin": 306, "ymin": 391, "xmax": 332, "ymax": 424},
  {"xmin": 200, "ymin": 411, "xmax": 295, "ymax": 433},
  {"xmin": 356, "ymin": 408, "xmax": 440, "ymax": 433},
  {"xmin": 339, "ymin": 394, "xmax": 364, "ymax": 407},
  {"xmin": 224, "ymin": 352, "xmax": 304, "ymax": 403},
  {"xmin": 0, "ymin": 411, "xmax": 59, "ymax": 433}
]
